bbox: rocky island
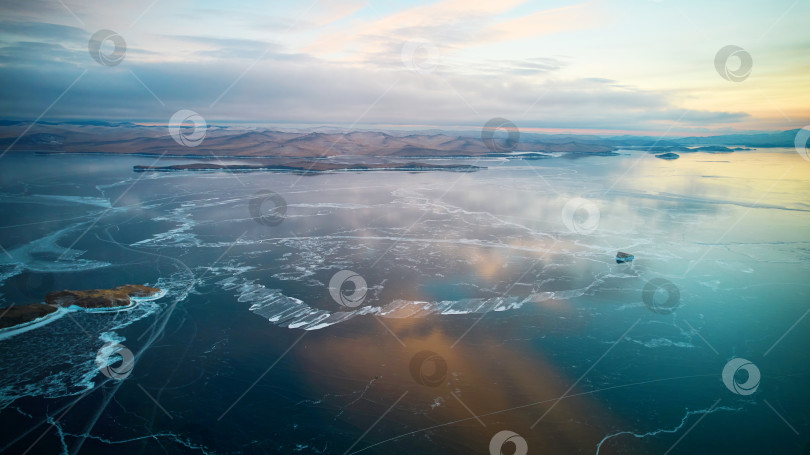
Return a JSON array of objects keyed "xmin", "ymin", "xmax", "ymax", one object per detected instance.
[
  {"xmin": 655, "ymin": 152, "xmax": 680, "ymax": 160},
  {"xmin": 133, "ymin": 161, "xmax": 483, "ymax": 173},
  {"xmin": 45, "ymin": 285, "xmax": 161, "ymax": 309},
  {"xmin": 0, "ymin": 304, "xmax": 58, "ymax": 329},
  {"xmin": 647, "ymin": 145, "xmax": 744, "ymax": 155},
  {"xmin": 0, "ymin": 285, "xmax": 161, "ymax": 330}
]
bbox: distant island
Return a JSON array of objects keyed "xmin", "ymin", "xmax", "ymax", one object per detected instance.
[
  {"xmin": 0, "ymin": 285, "xmax": 161, "ymax": 330},
  {"xmin": 133, "ymin": 161, "xmax": 484, "ymax": 173},
  {"xmin": 643, "ymin": 145, "xmax": 745, "ymax": 154},
  {"xmin": 655, "ymin": 152, "xmax": 680, "ymax": 160}
]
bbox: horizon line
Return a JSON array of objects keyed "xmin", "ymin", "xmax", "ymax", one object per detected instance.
[{"xmin": 0, "ymin": 118, "xmax": 800, "ymax": 139}]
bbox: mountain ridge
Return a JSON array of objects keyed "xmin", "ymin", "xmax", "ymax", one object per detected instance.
[{"xmin": 0, "ymin": 122, "xmax": 800, "ymax": 158}]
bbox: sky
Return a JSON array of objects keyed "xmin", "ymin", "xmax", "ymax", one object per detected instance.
[{"xmin": 0, "ymin": 0, "xmax": 808, "ymax": 135}]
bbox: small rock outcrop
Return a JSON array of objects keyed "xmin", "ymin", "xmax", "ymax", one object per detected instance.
[{"xmin": 616, "ymin": 252, "xmax": 635, "ymax": 263}]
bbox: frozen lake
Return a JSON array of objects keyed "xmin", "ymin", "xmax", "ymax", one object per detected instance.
[{"xmin": 1, "ymin": 149, "xmax": 808, "ymax": 454}]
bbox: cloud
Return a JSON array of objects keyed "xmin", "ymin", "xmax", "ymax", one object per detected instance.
[
  {"xmin": 163, "ymin": 35, "xmax": 282, "ymax": 60},
  {"xmin": 301, "ymin": 0, "xmax": 532, "ymax": 61},
  {"xmin": 0, "ymin": 1, "xmax": 70, "ymax": 23},
  {"xmin": 0, "ymin": 4, "xmax": 763, "ymax": 132},
  {"xmin": 477, "ymin": 57, "xmax": 565, "ymax": 76},
  {"xmin": 0, "ymin": 20, "xmax": 86, "ymax": 43},
  {"xmin": 0, "ymin": 37, "xmax": 747, "ymax": 132},
  {"xmin": 475, "ymin": 0, "xmax": 605, "ymax": 45}
]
